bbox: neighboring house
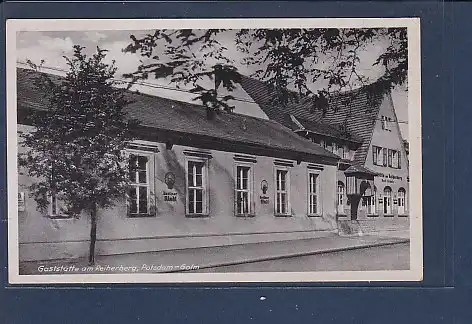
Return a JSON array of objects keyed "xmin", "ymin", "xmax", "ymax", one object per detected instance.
[
  {"xmin": 17, "ymin": 68, "xmax": 340, "ymax": 262},
  {"xmin": 240, "ymin": 77, "xmax": 409, "ymax": 232}
]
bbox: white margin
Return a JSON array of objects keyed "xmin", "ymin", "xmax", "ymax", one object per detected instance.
[{"xmin": 6, "ymin": 18, "xmax": 422, "ymax": 284}]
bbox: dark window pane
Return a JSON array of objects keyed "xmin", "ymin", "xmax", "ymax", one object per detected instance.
[
  {"xmin": 236, "ymin": 192, "xmax": 242, "ymax": 214},
  {"xmin": 196, "ymin": 201, "xmax": 203, "ymax": 214},
  {"xmin": 188, "ymin": 189, "xmax": 195, "ymax": 213},
  {"xmin": 139, "ymin": 187, "xmax": 148, "ymax": 213},
  {"xmin": 196, "ymin": 189, "xmax": 203, "ymax": 203},
  {"xmin": 196, "ymin": 174, "xmax": 202, "ymax": 187},
  {"xmin": 188, "ymin": 169, "xmax": 194, "ymax": 186},
  {"xmin": 195, "ymin": 164, "xmax": 203, "ymax": 176},
  {"xmin": 129, "ymin": 155, "xmax": 137, "ymax": 183},
  {"xmin": 138, "ymin": 156, "xmax": 148, "ymax": 170},
  {"xmin": 129, "ymin": 188, "xmax": 137, "ymax": 214},
  {"xmin": 281, "ymin": 193, "xmax": 286, "ymax": 214},
  {"xmin": 242, "ymin": 192, "xmax": 249, "ymax": 213},
  {"xmin": 51, "ymin": 194, "xmax": 57, "ymax": 215},
  {"xmin": 138, "ymin": 171, "xmax": 147, "ymax": 183},
  {"xmin": 276, "ymin": 194, "xmax": 280, "ymax": 213}
]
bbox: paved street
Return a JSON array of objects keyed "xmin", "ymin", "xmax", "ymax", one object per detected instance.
[
  {"xmin": 195, "ymin": 242, "xmax": 410, "ymax": 272},
  {"xmin": 20, "ymin": 234, "xmax": 409, "ymax": 275}
]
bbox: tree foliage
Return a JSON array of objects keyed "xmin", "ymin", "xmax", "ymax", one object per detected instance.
[
  {"xmin": 123, "ymin": 28, "xmax": 407, "ymax": 113},
  {"xmin": 20, "ymin": 45, "xmax": 138, "ymax": 217}
]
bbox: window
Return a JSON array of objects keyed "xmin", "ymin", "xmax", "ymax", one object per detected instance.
[
  {"xmin": 383, "ymin": 186, "xmax": 392, "ymax": 215},
  {"xmin": 332, "ymin": 142, "xmax": 338, "ymax": 154},
  {"xmin": 342, "ymin": 146, "xmax": 350, "ymax": 160},
  {"xmin": 381, "ymin": 115, "xmax": 391, "ymax": 130},
  {"xmin": 372, "ymin": 146, "xmax": 382, "ymax": 165},
  {"xmin": 308, "ymin": 172, "xmax": 319, "ymax": 215},
  {"xmin": 337, "ymin": 181, "xmax": 345, "ymax": 215},
  {"xmin": 387, "ymin": 149, "xmax": 393, "ymax": 167},
  {"xmin": 275, "ymin": 169, "xmax": 290, "ymax": 215},
  {"xmin": 47, "ymin": 161, "xmax": 61, "ymax": 217},
  {"xmin": 235, "ymin": 165, "xmax": 253, "ymax": 216},
  {"xmin": 186, "ymin": 159, "xmax": 209, "ymax": 216},
  {"xmin": 397, "ymin": 188, "xmax": 407, "ymax": 215},
  {"xmin": 49, "ymin": 193, "xmax": 58, "ymax": 216},
  {"xmin": 128, "ymin": 154, "xmax": 151, "ymax": 216},
  {"xmin": 392, "ymin": 150, "xmax": 399, "ymax": 168},
  {"xmin": 320, "ymin": 140, "xmax": 329, "ymax": 150},
  {"xmin": 382, "ymin": 148, "xmax": 388, "ymax": 166}
]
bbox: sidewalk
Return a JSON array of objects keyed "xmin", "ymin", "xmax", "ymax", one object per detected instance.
[{"xmin": 20, "ymin": 232, "xmax": 409, "ymax": 275}]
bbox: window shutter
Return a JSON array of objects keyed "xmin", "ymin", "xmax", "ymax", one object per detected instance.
[
  {"xmin": 398, "ymin": 151, "xmax": 402, "ymax": 169},
  {"xmin": 383, "ymin": 148, "xmax": 388, "ymax": 166},
  {"xmin": 372, "ymin": 146, "xmax": 377, "ymax": 165},
  {"xmin": 388, "ymin": 149, "xmax": 392, "ymax": 167}
]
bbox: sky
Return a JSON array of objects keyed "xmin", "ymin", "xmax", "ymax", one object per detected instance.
[{"xmin": 16, "ymin": 30, "xmax": 409, "ymax": 140}]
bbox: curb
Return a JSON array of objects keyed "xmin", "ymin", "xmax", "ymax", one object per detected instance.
[{"xmin": 168, "ymin": 238, "xmax": 410, "ymax": 273}]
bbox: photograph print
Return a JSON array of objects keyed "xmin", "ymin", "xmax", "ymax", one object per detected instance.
[{"xmin": 6, "ymin": 18, "xmax": 422, "ymax": 283}]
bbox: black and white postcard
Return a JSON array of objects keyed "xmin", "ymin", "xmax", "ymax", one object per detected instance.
[{"xmin": 6, "ymin": 18, "xmax": 422, "ymax": 283}]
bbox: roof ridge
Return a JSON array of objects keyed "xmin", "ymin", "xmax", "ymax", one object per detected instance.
[
  {"xmin": 16, "ymin": 67, "xmax": 287, "ymax": 127},
  {"xmin": 240, "ymin": 74, "xmax": 385, "ymax": 102}
]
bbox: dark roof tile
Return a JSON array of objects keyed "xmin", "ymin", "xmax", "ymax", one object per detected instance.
[
  {"xmin": 17, "ymin": 68, "xmax": 339, "ymax": 161},
  {"xmin": 240, "ymin": 76, "xmax": 385, "ymax": 165}
]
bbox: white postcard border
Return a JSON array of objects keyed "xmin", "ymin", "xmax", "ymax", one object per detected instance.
[{"xmin": 6, "ymin": 18, "xmax": 422, "ymax": 284}]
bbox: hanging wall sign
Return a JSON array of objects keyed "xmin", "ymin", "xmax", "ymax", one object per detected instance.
[
  {"xmin": 164, "ymin": 172, "xmax": 176, "ymax": 189},
  {"xmin": 260, "ymin": 180, "xmax": 269, "ymax": 204},
  {"xmin": 163, "ymin": 172, "xmax": 177, "ymax": 202}
]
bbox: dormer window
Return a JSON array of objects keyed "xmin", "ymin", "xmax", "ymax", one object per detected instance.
[
  {"xmin": 381, "ymin": 115, "xmax": 392, "ymax": 131},
  {"xmin": 342, "ymin": 146, "xmax": 350, "ymax": 160},
  {"xmin": 381, "ymin": 116, "xmax": 387, "ymax": 130}
]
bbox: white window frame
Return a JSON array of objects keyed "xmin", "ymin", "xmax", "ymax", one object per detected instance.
[
  {"xmin": 48, "ymin": 192, "xmax": 60, "ymax": 216},
  {"xmin": 46, "ymin": 161, "xmax": 69, "ymax": 218},
  {"xmin": 234, "ymin": 163, "xmax": 254, "ymax": 216},
  {"xmin": 397, "ymin": 188, "xmax": 407, "ymax": 215},
  {"xmin": 186, "ymin": 157, "xmax": 210, "ymax": 216},
  {"xmin": 127, "ymin": 151, "xmax": 153, "ymax": 217},
  {"xmin": 383, "ymin": 187, "xmax": 393, "ymax": 215},
  {"xmin": 381, "ymin": 115, "xmax": 389, "ymax": 130},
  {"xmin": 368, "ymin": 187, "xmax": 377, "ymax": 215},
  {"xmin": 372, "ymin": 146, "xmax": 382, "ymax": 165},
  {"xmin": 307, "ymin": 171, "xmax": 321, "ymax": 216},
  {"xmin": 274, "ymin": 167, "xmax": 291, "ymax": 216},
  {"xmin": 391, "ymin": 150, "xmax": 399, "ymax": 168}
]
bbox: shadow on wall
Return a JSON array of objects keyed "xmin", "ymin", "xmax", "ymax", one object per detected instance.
[{"xmin": 161, "ymin": 148, "xmax": 186, "ymax": 206}]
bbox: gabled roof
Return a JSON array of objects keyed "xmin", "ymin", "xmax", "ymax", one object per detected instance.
[
  {"xmin": 293, "ymin": 116, "xmax": 363, "ymax": 143},
  {"xmin": 16, "ymin": 68, "xmax": 339, "ymax": 162},
  {"xmin": 240, "ymin": 76, "xmax": 386, "ymax": 165},
  {"xmin": 344, "ymin": 164, "xmax": 379, "ymax": 177}
]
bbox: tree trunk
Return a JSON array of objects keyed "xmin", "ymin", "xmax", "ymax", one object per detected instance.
[{"xmin": 88, "ymin": 204, "xmax": 97, "ymax": 265}]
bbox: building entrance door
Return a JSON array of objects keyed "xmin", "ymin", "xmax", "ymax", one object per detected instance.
[
  {"xmin": 397, "ymin": 188, "xmax": 406, "ymax": 215},
  {"xmin": 383, "ymin": 187, "xmax": 392, "ymax": 215}
]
